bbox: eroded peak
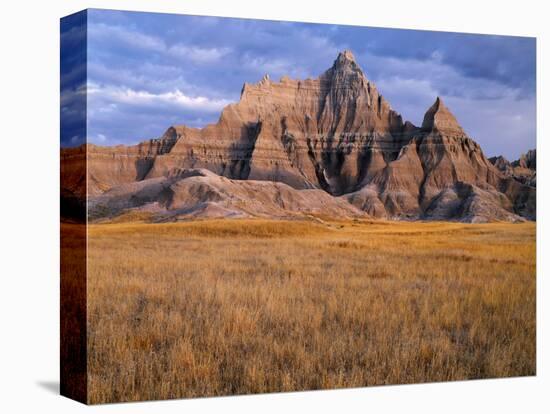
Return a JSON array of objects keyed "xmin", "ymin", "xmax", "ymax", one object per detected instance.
[
  {"xmin": 421, "ymin": 96, "xmax": 464, "ymax": 135},
  {"xmin": 336, "ymin": 49, "xmax": 356, "ymax": 63}
]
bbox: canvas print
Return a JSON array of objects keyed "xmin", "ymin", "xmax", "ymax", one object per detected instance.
[{"xmin": 60, "ymin": 9, "xmax": 536, "ymax": 404}]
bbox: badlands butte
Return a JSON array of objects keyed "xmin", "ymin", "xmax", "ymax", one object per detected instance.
[{"xmin": 61, "ymin": 50, "xmax": 536, "ymax": 223}]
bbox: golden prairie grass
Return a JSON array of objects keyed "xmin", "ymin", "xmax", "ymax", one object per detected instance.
[
  {"xmin": 60, "ymin": 223, "xmax": 87, "ymax": 402},
  {"xmin": 86, "ymin": 219, "xmax": 536, "ymax": 403}
]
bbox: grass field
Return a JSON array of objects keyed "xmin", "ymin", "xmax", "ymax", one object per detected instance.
[{"xmin": 85, "ymin": 218, "xmax": 536, "ymax": 403}]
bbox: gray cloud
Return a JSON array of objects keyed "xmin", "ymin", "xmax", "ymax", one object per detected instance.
[{"xmin": 82, "ymin": 9, "xmax": 535, "ymax": 160}]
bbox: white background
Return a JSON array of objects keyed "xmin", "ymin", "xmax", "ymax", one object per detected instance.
[{"xmin": 0, "ymin": 0, "xmax": 547, "ymax": 412}]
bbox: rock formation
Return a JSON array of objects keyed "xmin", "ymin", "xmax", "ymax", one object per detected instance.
[
  {"xmin": 88, "ymin": 168, "xmax": 364, "ymax": 221},
  {"xmin": 489, "ymin": 149, "xmax": 536, "ymax": 188},
  {"xmin": 61, "ymin": 50, "xmax": 536, "ymax": 222}
]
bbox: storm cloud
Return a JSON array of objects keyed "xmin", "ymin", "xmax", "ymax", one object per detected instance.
[{"xmin": 74, "ymin": 9, "xmax": 536, "ymax": 159}]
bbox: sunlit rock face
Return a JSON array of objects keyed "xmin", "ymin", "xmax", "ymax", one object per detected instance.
[{"xmin": 62, "ymin": 51, "xmax": 536, "ymax": 222}]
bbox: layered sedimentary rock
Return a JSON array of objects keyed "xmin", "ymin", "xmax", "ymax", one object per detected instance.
[
  {"xmin": 137, "ymin": 50, "xmax": 408, "ymax": 196},
  {"xmin": 60, "ymin": 145, "xmax": 88, "ymax": 220},
  {"xmin": 61, "ymin": 50, "xmax": 536, "ymax": 222},
  {"xmin": 515, "ymin": 149, "xmax": 537, "ymax": 170},
  {"xmin": 88, "ymin": 168, "xmax": 364, "ymax": 221},
  {"xmin": 490, "ymin": 149, "xmax": 536, "ymax": 188}
]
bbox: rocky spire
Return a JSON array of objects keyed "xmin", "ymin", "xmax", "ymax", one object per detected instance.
[
  {"xmin": 513, "ymin": 149, "xmax": 536, "ymax": 170},
  {"xmin": 330, "ymin": 49, "xmax": 363, "ymax": 75},
  {"xmin": 69, "ymin": 50, "xmax": 536, "ymax": 222},
  {"xmin": 421, "ymin": 96, "xmax": 465, "ymax": 136},
  {"xmin": 335, "ymin": 49, "xmax": 356, "ymax": 64}
]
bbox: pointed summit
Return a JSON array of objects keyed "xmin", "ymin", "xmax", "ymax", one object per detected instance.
[
  {"xmin": 332, "ymin": 50, "xmax": 360, "ymax": 70},
  {"xmin": 71, "ymin": 51, "xmax": 536, "ymax": 223},
  {"xmin": 328, "ymin": 49, "xmax": 366, "ymax": 80},
  {"xmin": 421, "ymin": 96, "xmax": 465, "ymax": 135},
  {"xmin": 336, "ymin": 49, "xmax": 356, "ymax": 64}
]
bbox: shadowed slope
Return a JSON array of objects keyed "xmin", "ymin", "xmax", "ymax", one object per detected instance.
[{"xmin": 61, "ymin": 51, "xmax": 536, "ymax": 222}]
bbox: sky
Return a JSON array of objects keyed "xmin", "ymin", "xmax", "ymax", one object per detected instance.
[{"xmin": 61, "ymin": 9, "xmax": 536, "ymax": 160}]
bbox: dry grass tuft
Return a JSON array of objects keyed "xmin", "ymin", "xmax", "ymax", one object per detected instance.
[{"xmin": 86, "ymin": 219, "xmax": 536, "ymax": 403}]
